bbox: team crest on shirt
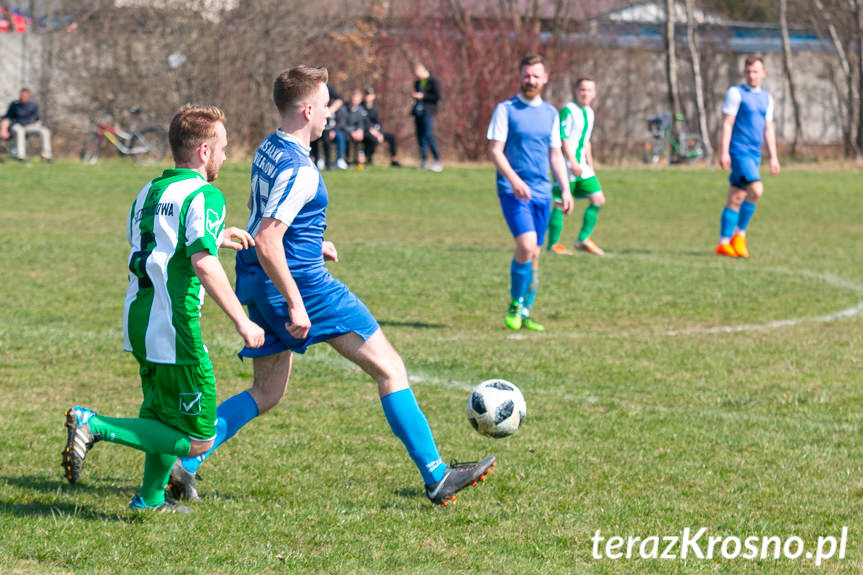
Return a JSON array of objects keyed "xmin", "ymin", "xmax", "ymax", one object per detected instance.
[
  {"xmin": 206, "ymin": 206, "xmax": 225, "ymax": 238},
  {"xmin": 179, "ymin": 392, "xmax": 203, "ymax": 416}
]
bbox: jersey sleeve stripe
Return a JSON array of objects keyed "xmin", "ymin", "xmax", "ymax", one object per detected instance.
[
  {"xmin": 263, "ymin": 167, "xmax": 296, "ymax": 218},
  {"xmin": 267, "ymin": 165, "xmax": 319, "ymax": 227}
]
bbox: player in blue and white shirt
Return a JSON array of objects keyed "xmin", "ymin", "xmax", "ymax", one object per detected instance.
[
  {"xmin": 488, "ymin": 54, "xmax": 573, "ymax": 331},
  {"xmin": 170, "ymin": 66, "xmax": 495, "ymax": 506},
  {"xmin": 715, "ymin": 54, "xmax": 780, "ymax": 258}
]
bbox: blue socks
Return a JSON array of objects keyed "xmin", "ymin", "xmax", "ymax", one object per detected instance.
[
  {"xmin": 381, "ymin": 388, "xmax": 446, "ymax": 485},
  {"xmin": 720, "ymin": 207, "xmax": 738, "ymax": 240},
  {"xmin": 510, "ymin": 259, "xmax": 532, "ymax": 303},
  {"xmin": 522, "ymin": 269, "xmax": 538, "ymax": 315},
  {"xmin": 737, "ymin": 200, "xmax": 756, "ymax": 232},
  {"xmin": 181, "ymin": 390, "xmax": 259, "ymax": 474}
]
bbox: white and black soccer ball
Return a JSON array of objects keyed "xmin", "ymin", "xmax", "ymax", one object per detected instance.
[{"xmin": 466, "ymin": 379, "xmax": 526, "ymax": 438}]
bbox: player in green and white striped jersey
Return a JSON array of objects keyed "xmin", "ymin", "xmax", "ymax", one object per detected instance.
[
  {"xmin": 62, "ymin": 105, "xmax": 265, "ymax": 512},
  {"xmin": 547, "ymin": 77, "xmax": 607, "ymax": 256}
]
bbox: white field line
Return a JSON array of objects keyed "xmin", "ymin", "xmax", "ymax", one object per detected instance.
[{"xmin": 438, "ymin": 259, "xmax": 863, "ymax": 342}]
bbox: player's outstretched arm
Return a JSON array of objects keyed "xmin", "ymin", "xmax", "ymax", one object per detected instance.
[
  {"xmin": 190, "ymin": 251, "xmax": 265, "ymax": 348},
  {"xmin": 489, "ymin": 140, "xmax": 531, "ymax": 200},
  {"xmin": 220, "ymin": 226, "xmax": 255, "ymax": 251},
  {"xmin": 549, "ymin": 147, "xmax": 574, "ymax": 215},
  {"xmin": 255, "ymin": 217, "xmax": 311, "ymax": 339}
]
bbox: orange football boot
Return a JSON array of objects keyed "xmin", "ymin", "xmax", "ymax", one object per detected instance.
[
  {"xmin": 576, "ymin": 238, "xmax": 605, "ymax": 256},
  {"xmin": 730, "ymin": 234, "xmax": 749, "ymax": 258},
  {"xmin": 549, "ymin": 243, "xmax": 573, "ymax": 255},
  {"xmin": 715, "ymin": 243, "xmax": 737, "ymax": 257}
]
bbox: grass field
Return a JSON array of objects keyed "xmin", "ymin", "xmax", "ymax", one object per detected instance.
[{"xmin": 1, "ymin": 160, "xmax": 862, "ymax": 574}]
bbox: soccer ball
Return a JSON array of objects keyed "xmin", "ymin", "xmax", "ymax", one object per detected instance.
[{"xmin": 466, "ymin": 379, "xmax": 526, "ymax": 438}]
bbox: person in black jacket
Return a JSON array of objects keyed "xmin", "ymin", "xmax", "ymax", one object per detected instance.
[
  {"xmin": 411, "ymin": 63, "xmax": 442, "ymax": 171},
  {"xmin": 1, "ymin": 87, "xmax": 52, "ymax": 161},
  {"xmin": 362, "ymin": 88, "xmax": 400, "ymax": 167},
  {"xmin": 342, "ymin": 89, "xmax": 376, "ymax": 167}
]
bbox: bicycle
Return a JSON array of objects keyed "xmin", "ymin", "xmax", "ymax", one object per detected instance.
[
  {"xmin": 80, "ymin": 107, "xmax": 167, "ymax": 164},
  {"xmin": 643, "ymin": 112, "xmax": 706, "ymax": 165}
]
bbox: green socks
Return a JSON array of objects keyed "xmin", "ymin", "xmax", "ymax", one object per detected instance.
[
  {"xmin": 578, "ymin": 204, "xmax": 601, "ymax": 242},
  {"xmin": 89, "ymin": 415, "xmax": 192, "ymax": 457},
  {"xmin": 140, "ymin": 453, "xmax": 176, "ymax": 506},
  {"xmin": 546, "ymin": 206, "xmax": 564, "ymax": 249}
]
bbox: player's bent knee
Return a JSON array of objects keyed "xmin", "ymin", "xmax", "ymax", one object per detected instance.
[
  {"xmin": 748, "ymin": 184, "xmax": 763, "ymax": 201},
  {"xmin": 188, "ymin": 437, "xmax": 214, "ymax": 457}
]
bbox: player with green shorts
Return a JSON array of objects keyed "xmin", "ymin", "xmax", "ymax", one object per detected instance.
[
  {"xmin": 547, "ymin": 77, "xmax": 606, "ymax": 256},
  {"xmin": 61, "ymin": 105, "xmax": 264, "ymax": 512}
]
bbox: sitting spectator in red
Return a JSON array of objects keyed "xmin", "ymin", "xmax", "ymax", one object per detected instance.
[{"xmin": 1, "ymin": 87, "xmax": 52, "ymax": 162}]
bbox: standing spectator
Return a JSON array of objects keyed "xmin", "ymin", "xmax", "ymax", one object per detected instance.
[
  {"xmin": 362, "ymin": 88, "xmax": 400, "ymax": 167},
  {"xmin": 411, "ymin": 63, "xmax": 442, "ymax": 171},
  {"xmin": 1, "ymin": 87, "xmax": 52, "ymax": 162}
]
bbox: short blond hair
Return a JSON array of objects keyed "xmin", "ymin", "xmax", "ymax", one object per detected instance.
[
  {"xmin": 169, "ymin": 105, "xmax": 225, "ymax": 164},
  {"xmin": 273, "ymin": 66, "xmax": 329, "ymax": 115},
  {"xmin": 744, "ymin": 54, "xmax": 765, "ymax": 68}
]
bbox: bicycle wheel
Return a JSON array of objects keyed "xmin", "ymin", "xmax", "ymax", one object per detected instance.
[
  {"xmin": 80, "ymin": 133, "xmax": 102, "ymax": 164},
  {"xmin": 682, "ymin": 137, "xmax": 706, "ymax": 164},
  {"xmin": 130, "ymin": 127, "xmax": 168, "ymax": 164},
  {"xmin": 642, "ymin": 139, "xmax": 666, "ymax": 165}
]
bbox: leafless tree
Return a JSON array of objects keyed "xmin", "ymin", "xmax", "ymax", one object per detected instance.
[
  {"xmin": 780, "ymin": 0, "xmax": 804, "ymax": 155},
  {"xmin": 664, "ymin": 0, "xmax": 683, "ymax": 133},
  {"xmin": 810, "ymin": 0, "xmax": 860, "ymax": 157},
  {"xmin": 684, "ymin": 0, "xmax": 713, "ymax": 162},
  {"xmin": 856, "ymin": 0, "xmax": 863, "ymax": 155}
]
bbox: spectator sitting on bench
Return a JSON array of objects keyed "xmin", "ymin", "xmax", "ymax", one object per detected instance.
[
  {"xmin": 343, "ymin": 89, "xmax": 376, "ymax": 167},
  {"xmin": 363, "ymin": 88, "xmax": 400, "ymax": 167},
  {"xmin": 1, "ymin": 87, "xmax": 52, "ymax": 162}
]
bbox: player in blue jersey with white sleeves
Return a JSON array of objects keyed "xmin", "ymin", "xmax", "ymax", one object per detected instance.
[
  {"xmin": 715, "ymin": 54, "xmax": 780, "ymax": 258},
  {"xmin": 169, "ymin": 66, "xmax": 495, "ymax": 506},
  {"xmin": 488, "ymin": 54, "xmax": 573, "ymax": 331}
]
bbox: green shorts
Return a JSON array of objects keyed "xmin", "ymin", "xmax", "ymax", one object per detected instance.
[
  {"xmin": 137, "ymin": 356, "xmax": 218, "ymax": 440},
  {"xmin": 553, "ymin": 176, "xmax": 602, "ymax": 202}
]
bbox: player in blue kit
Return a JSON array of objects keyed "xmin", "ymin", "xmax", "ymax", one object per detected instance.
[
  {"xmin": 488, "ymin": 54, "xmax": 573, "ymax": 331},
  {"xmin": 169, "ymin": 66, "xmax": 495, "ymax": 506},
  {"xmin": 715, "ymin": 54, "xmax": 780, "ymax": 258}
]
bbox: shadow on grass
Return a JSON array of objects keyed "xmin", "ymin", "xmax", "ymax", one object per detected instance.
[
  {"xmin": 613, "ymin": 247, "xmax": 716, "ymax": 258},
  {"xmin": 2, "ymin": 474, "xmax": 137, "ymax": 496},
  {"xmin": 377, "ymin": 320, "xmax": 448, "ymax": 329},
  {"xmin": 0, "ymin": 492, "xmax": 134, "ymax": 522}
]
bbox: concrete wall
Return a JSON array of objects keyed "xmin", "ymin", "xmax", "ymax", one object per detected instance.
[{"xmin": 0, "ymin": 33, "xmax": 43, "ymax": 111}]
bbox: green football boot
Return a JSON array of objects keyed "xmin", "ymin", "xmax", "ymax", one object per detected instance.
[
  {"xmin": 504, "ymin": 301, "xmax": 522, "ymax": 330},
  {"xmin": 521, "ymin": 315, "xmax": 545, "ymax": 332}
]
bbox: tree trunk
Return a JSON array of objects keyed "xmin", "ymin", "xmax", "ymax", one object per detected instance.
[
  {"xmin": 684, "ymin": 0, "xmax": 713, "ymax": 163},
  {"xmin": 780, "ymin": 0, "xmax": 804, "ymax": 155},
  {"xmin": 812, "ymin": 0, "xmax": 858, "ymax": 156},
  {"xmin": 664, "ymin": 0, "xmax": 683, "ymax": 134},
  {"xmin": 857, "ymin": 0, "xmax": 863, "ymax": 155}
]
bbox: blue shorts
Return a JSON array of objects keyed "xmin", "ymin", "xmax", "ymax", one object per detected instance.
[
  {"xmin": 498, "ymin": 192, "xmax": 552, "ymax": 247},
  {"xmin": 236, "ymin": 265, "xmax": 379, "ymax": 357},
  {"xmin": 729, "ymin": 156, "xmax": 761, "ymax": 189}
]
